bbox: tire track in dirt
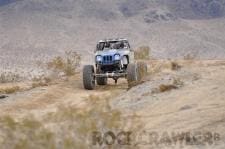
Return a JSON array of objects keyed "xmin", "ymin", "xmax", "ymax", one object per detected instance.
[{"xmin": 0, "ymin": 75, "xmax": 128, "ymax": 118}]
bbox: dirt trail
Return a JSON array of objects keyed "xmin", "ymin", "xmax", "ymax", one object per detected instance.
[
  {"xmin": 0, "ymin": 60, "xmax": 225, "ymax": 148},
  {"xmin": 112, "ymin": 60, "xmax": 225, "ymax": 148},
  {"xmin": 0, "ymin": 74, "xmax": 127, "ymax": 118}
]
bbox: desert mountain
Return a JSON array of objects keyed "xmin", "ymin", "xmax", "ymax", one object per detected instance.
[{"xmin": 0, "ymin": 0, "xmax": 225, "ymax": 77}]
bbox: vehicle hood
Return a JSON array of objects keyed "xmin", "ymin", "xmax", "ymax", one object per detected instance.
[{"xmin": 95, "ymin": 49, "xmax": 129, "ymax": 56}]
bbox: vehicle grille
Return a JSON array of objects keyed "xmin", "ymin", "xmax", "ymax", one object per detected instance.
[{"xmin": 103, "ymin": 55, "xmax": 113, "ymax": 64}]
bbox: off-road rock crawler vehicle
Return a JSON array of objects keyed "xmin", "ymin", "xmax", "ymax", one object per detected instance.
[{"xmin": 83, "ymin": 38, "xmax": 147, "ymax": 90}]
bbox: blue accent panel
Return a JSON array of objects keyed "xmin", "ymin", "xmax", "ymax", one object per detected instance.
[{"xmin": 102, "ymin": 55, "xmax": 114, "ymax": 65}]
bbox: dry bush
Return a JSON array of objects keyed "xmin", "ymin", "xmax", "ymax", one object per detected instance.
[
  {"xmin": 173, "ymin": 78, "xmax": 184, "ymax": 87},
  {"xmin": 47, "ymin": 51, "xmax": 81, "ymax": 76},
  {"xmin": 148, "ymin": 60, "xmax": 173, "ymax": 75},
  {"xmin": 0, "ymin": 86, "xmax": 20, "ymax": 94},
  {"xmin": 148, "ymin": 60, "xmax": 182, "ymax": 76},
  {"xmin": 31, "ymin": 77, "xmax": 51, "ymax": 88},
  {"xmin": 0, "ymin": 95, "xmax": 141, "ymax": 149},
  {"xmin": 0, "ymin": 72, "xmax": 22, "ymax": 83},
  {"xmin": 31, "ymin": 82, "xmax": 48, "ymax": 88},
  {"xmin": 128, "ymin": 80, "xmax": 145, "ymax": 89},
  {"xmin": 152, "ymin": 77, "xmax": 184, "ymax": 94},
  {"xmin": 184, "ymin": 53, "xmax": 196, "ymax": 60},
  {"xmin": 0, "ymin": 115, "xmax": 55, "ymax": 149},
  {"xmin": 170, "ymin": 61, "xmax": 181, "ymax": 70},
  {"xmin": 159, "ymin": 84, "xmax": 178, "ymax": 92},
  {"xmin": 158, "ymin": 77, "xmax": 184, "ymax": 93},
  {"xmin": 148, "ymin": 61, "xmax": 163, "ymax": 74},
  {"xmin": 134, "ymin": 46, "xmax": 150, "ymax": 60}
]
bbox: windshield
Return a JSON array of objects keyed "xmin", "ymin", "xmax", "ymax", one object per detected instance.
[{"xmin": 96, "ymin": 41, "xmax": 130, "ymax": 51}]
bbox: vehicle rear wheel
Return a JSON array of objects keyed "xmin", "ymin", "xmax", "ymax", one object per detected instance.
[
  {"xmin": 83, "ymin": 65, "xmax": 95, "ymax": 90},
  {"xmin": 127, "ymin": 63, "xmax": 138, "ymax": 87},
  {"xmin": 137, "ymin": 61, "xmax": 148, "ymax": 81},
  {"xmin": 96, "ymin": 77, "xmax": 107, "ymax": 85}
]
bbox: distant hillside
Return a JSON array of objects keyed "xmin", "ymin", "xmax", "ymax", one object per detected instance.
[
  {"xmin": 0, "ymin": 0, "xmax": 17, "ymax": 6},
  {"xmin": 0, "ymin": 0, "xmax": 225, "ymax": 78},
  {"xmin": 117, "ymin": 0, "xmax": 225, "ymax": 19},
  {"xmin": 162, "ymin": 0, "xmax": 225, "ymax": 19}
]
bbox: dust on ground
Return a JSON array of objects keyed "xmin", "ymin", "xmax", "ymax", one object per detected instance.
[{"xmin": 0, "ymin": 60, "xmax": 224, "ymax": 148}]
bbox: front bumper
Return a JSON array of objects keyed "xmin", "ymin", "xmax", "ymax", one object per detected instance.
[
  {"xmin": 95, "ymin": 72, "xmax": 127, "ymax": 78},
  {"xmin": 97, "ymin": 62, "xmax": 121, "ymax": 72},
  {"xmin": 96, "ymin": 60, "xmax": 120, "ymax": 65}
]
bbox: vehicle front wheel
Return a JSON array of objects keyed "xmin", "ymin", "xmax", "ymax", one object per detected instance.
[{"xmin": 83, "ymin": 65, "xmax": 95, "ymax": 90}]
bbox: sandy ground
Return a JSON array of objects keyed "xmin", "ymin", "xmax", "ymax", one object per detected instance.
[
  {"xmin": 113, "ymin": 60, "xmax": 225, "ymax": 149},
  {"xmin": 0, "ymin": 60, "xmax": 225, "ymax": 148}
]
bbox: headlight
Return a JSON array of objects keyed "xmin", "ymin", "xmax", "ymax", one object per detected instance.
[
  {"xmin": 96, "ymin": 55, "xmax": 102, "ymax": 62},
  {"xmin": 114, "ymin": 54, "xmax": 120, "ymax": 61}
]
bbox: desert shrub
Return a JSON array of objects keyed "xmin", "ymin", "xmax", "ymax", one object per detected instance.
[
  {"xmin": 158, "ymin": 77, "xmax": 184, "ymax": 93},
  {"xmin": 159, "ymin": 84, "xmax": 178, "ymax": 92},
  {"xmin": 31, "ymin": 77, "xmax": 51, "ymax": 88},
  {"xmin": 0, "ymin": 115, "xmax": 55, "ymax": 149},
  {"xmin": 0, "ymin": 72, "xmax": 22, "ymax": 83},
  {"xmin": 170, "ymin": 61, "xmax": 181, "ymax": 70},
  {"xmin": 150, "ymin": 77, "xmax": 184, "ymax": 94},
  {"xmin": 134, "ymin": 46, "xmax": 150, "ymax": 60},
  {"xmin": 148, "ymin": 60, "xmax": 174, "ymax": 75},
  {"xmin": 0, "ymin": 86, "xmax": 20, "ymax": 94},
  {"xmin": 47, "ymin": 51, "xmax": 81, "ymax": 76},
  {"xmin": 184, "ymin": 53, "xmax": 196, "ymax": 60},
  {"xmin": 173, "ymin": 78, "xmax": 184, "ymax": 87},
  {"xmin": 148, "ymin": 61, "xmax": 162, "ymax": 74},
  {"xmin": 0, "ymin": 95, "xmax": 141, "ymax": 148},
  {"xmin": 128, "ymin": 80, "xmax": 145, "ymax": 89},
  {"xmin": 31, "ymin": 82, "xmax": 48, "ymax": 88}
]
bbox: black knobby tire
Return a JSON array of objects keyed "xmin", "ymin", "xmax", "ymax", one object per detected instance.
[
  {"xmin": 83, "ymin": 65, "xmax": 95, "ymax": 90},
  {"xmin": 96, "ymin": 77, "xmax": 107, "ymax": 85},
  {"xmin": 127, "ymin": 63, "xmax": 138, "ymax": 87},
  {"xmin": 96, "ymin": 69, "xmax": 107, "ymax": 85},
  {"xmin": 137, "ymin": 61, "xmax": 148, "ymax": 81}
]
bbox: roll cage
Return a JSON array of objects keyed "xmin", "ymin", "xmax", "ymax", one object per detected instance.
[{"xmin": 96, "ymin": 39, "xmax": 131, "ymax": 51}]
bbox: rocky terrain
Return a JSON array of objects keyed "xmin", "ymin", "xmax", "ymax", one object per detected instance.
[
  {"xmin": 0, "ymin": 0, "xmax": 225, "ymax": 148},
  {"xmin": 0, "ymin": 60, "xmax": 225, "ymax": 148}
]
